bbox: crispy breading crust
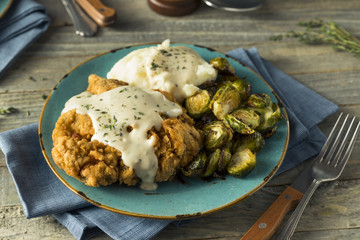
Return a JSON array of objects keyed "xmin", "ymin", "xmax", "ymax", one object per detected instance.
[{"xmin": 52, "ymin": 74, "xmax": 203, "ymax": 187}]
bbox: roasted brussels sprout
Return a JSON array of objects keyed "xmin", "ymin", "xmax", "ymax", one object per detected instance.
[
  {"xmin": 202, "ymin": 149, "xmax": 221, "ymax": 177},
  {"xmin": 231, "ymin": 78, "xmax": 251, "ymax": 103},
  {"xmin": 185, "ymin": 90, "xmax": 211, "ymax": 119},
  {"xmin": 227, "ymin": 148, "xmax": 256, "ymax": 177},
  {"xmin": 247, "ymin": 93, "xmax": 272, "ymax": 108},
  {"xmin": 234, "ymin": 132, "xmax": 265, "ymax": 153},
  {"xmin": 231, "ymin": 109, "xmax": 260, "ymax": 129},
  {"xmin": 246, "ymin": 93, "xmax": 283, "ymax": 136},
  {"xmin": 217, "ymin": 144, "xmax": 232, "ymax": 173},
  {"xmin": 254, "ymin": 102, "xmax": 282, "ymax": 133},
  {"xmin": 223, "ymin": 114, "xmax": 255, "ymax": 135},
  {"xmin": 181, "ymin": 151, "xmax": 208, "ymax": 177},
  {"xmin": 210, "ymin": 84, "xmax": 241, "ymax": 119},
  {"xmin": 203, "ymin": 121, "xmax": 233, "ymax": 151},
  {"xmin": 209, "ymin": 57, "xmax": 235, "ymax": 75}
]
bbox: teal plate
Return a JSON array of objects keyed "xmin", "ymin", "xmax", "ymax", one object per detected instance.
[
  {"xmin": 39, "ymin": 43, "xmax": 289, "ymax": 219},
  {"xmin": 0, "ymin": 0, "xmax": 13, "ymax": 19}
]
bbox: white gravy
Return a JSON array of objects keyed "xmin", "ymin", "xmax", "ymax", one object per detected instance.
[
  {"xmin": 62, "ymin": 86, "xmax": 183, "ymax": 190},
  {"xmin": 107, "ymin": 39, "xmax": 217, "ymax": 102}
]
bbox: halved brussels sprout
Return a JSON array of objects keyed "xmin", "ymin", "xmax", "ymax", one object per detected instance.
[
  {"xmin": 209, "ymin": 57, "xmax": 235, "ymax": 75},
  {"xmin": 232, "ymin": 78, "xmax": 251, "ymax": 103},
  {"xmin": 210, "ymin": 84, "xmax": 241, "ymax": 120},
  {"xmin": 181, "ymin": 151, "xmax": 208, "ymax": 177},
  {"xmin": 247, "ymin": 93, "xmax": 272, "ymax": 108},
  {"xmin": 223, "ymin": 114, "xmax": 255, "ymax": 135},
  {"xmin": 202, "ymin": 149, "xmax": 221, "ymax": 177},
  {"xmin": 185, "ymin": 90, "xmax": 211, "ymax": 119},
  {"xmin": 234, "ymin": 132, "xmax": 265, "ymax": 153},
  {"xmin": 203, "ymin": 121, "xmax": 233, "ymax": 151},
  {"xmin": 246, "ymin": 93, "xmax": 283, "ymax": 136},
  {"xmin": 254, "ymin": 102, "xmax": 282, "ymax": 132},
  {"xmin": 231, "ymin": 109, "xmax": 260, "ymax": 129},
  {"xmin": 217, "ymin": 144, "xmax": 232, "ymax": 173},
  {"xmin": 227, "ymin": 148, "xmax": 256, "ymax": 177}
]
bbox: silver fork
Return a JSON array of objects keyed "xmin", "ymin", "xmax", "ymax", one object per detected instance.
[{"xmin": 277, "ymin": 112, "xmax": 360, "ymax": 240}]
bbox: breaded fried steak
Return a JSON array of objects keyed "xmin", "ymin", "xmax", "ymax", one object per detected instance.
[{"xmin": 52, "ymin": 74, "xmax": 203, "ymax": 189}]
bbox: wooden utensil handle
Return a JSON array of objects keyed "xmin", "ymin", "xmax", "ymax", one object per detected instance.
[
  {"xmin": 241, "ymin": 186, "xmax": 303, "ymax": 240},
  {"xmin": 76, "ymin": 0, "xmax": 116, "ymax": 26}
]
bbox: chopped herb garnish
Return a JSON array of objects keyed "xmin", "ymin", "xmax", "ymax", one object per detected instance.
[
  {"xmin": 151, "ymin": 62, "xmax": 160, "ymax": 70},
  {"xmin": 0, "ymin": 107, "xmax": 17, "ymax": 115},
  {"xmin": 103, "ymin": 133, "xmax": 108, "ymax": 137}
]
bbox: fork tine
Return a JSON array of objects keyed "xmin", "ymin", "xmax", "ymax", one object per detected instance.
[
  {"xmin": 317, "ymin": 112, "xmax": 344, "ymax": 162},
  {"xmin": 331, "ymin": 116, "xmax": 356, "ymax": 167},
  {"xmin": 335, "ymin": 119, "xmax": 360, "ymax": 170},
  {"xmin": 324, "ymin": 113, "xmax": 350, "ymax": 165}
]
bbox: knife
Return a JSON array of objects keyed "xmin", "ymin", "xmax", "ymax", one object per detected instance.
[
  {"xmin": 76, "ymin": 0, "xmax": 116, "ymax": 27},
  {"xmin": 61, "ymin": 0, "xmax": 98, "ymax": 37},
  {"xmin": 240, "ymin": 161, "xmax": 315, "ymax": 240}
]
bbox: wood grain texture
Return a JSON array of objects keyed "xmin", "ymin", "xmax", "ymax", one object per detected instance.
[{"xmin": 1, "ymin": 0, "xmax": 360, "ymax": 239}]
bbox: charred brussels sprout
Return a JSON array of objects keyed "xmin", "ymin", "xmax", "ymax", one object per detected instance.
[
  {"xmin": 234, "ymin": 132, "xmax": 265, "ymax": 153},
  {"xmin": 231, "ymin": 109, "xmax": 260, "ymax": 129},
  {"xmin": 254, "ymin": 102, "xmax": 282, "ymax": 134},
  {"xmin": 181, "ymin": 151, "xmax": 208, "ymax": 177},
  {"xmin": 246, "ymin": 93, "xmax": 283, "ymax": 136},
  {"xmin": 185, "ymin": 90, "xmax": 211, "ymax": 119},
  {"xmin": 224, "ymin": 114, "xmax": 255, "ymax": 135},
  {"xmin": 247, "ymin": 93, "xmax": 272, "ymax": 108},
  {"xmin": 209, "ymin": 57, "xmax": 235, "ymax": 75},
  {"xmin": 203, "ymin": 121, "xmax": 233, "ymax": 151},
  {"xmin": 202, "ymin": 149, "xmax": 221, "ymax": 177},
  {"xmin": 217, "ymin": 144, "xmax": 232, "ymax": 173},
  {"xmin": 227, "ymin": 148, "xmax": 256, "ymax": 177},
  {"xmin": 231, "ymin": 78, "xmax": 251, "ymax": 103},
  {"xmin": 210, "ymin": 84, "xmax": 241, "ymax": 119}
]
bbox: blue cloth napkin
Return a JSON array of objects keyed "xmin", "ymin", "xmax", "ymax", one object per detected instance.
[
  {"xmin": 0, "ymin": 0, "xmax": 50, "ymax": 77},
  {"xmin": 0, "ymin": 48, "xmax": 338, "ymax": 239}
]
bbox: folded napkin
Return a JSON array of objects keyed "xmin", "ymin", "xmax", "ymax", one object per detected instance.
[
  {"xmin": 0, "ymin": 48, "xmax": 338, "ymax": 240},
  {"xmin": 0, "ymin": 0, "xmax": 50, "ymax": 77}
]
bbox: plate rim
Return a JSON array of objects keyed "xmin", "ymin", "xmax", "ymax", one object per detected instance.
[
  {"xmin": 0, "ymin": 0, "xmax": 14, "ymax": 20},
  {"xmin": 39, "ymin": 42, "xmax": 290, "ymax": 220}
]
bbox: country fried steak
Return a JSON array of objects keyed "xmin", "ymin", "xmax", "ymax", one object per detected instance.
[{"xmin": 51, "ymin": 74, "xmax": 203, "ymax": 187}]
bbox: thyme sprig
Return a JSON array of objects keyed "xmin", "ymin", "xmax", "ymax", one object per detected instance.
[
  {"xmin": 270, "ymin": 19, "xmax": 360, "ymax": 56},
  {"xmin": 0, "ymin": 107, "xmax": 17, "ymax": 115}
]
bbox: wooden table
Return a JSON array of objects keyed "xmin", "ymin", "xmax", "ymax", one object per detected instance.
[{"xmin": 1, "ymin": 0, "xmax": 359, "ymax": 239}]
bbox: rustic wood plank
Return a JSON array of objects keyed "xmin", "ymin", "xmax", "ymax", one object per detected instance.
[{"xmin": 2, "ymin": 178, "xmax": 359, "ymax": 239}]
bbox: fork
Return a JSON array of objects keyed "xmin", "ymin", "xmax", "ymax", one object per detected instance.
[{"xmin": 276, "ymin": 112, "xmax": 360, "ymax": 240}]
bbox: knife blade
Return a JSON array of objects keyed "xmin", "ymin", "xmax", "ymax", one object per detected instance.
[
  {"xmin": 61, "ymin": 0, "xmax": 98, "ymax": 37},
  {"xmin": 76, "ymin": 0, "xmax": 116, "ymax": 27},
  {"xmin": 240, "ymin": 160, "xmax": 315, "ymax": 240}
]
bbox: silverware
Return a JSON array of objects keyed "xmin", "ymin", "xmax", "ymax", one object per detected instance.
[
  {"xmin": 61, "ymin": 0, "xmax": 97, "ymax": 37},
  {"xmin": 203, "ymin": 0, "xmax": 262, "ymax": 12},
  {"xmin": 241, "ymin": 112, "xmax": 360, "ymax": 240},
  {"xmin": 277, "ymin": 113, "xmax": 360, "ymax": 240}
]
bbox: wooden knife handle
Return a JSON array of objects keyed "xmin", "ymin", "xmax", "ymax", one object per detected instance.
[
  {"xmin": 241, "ymin": 186, "xmax": 303, "ymax": 240},
  {"xmin": 76, "ymin": 0, "xmax": 116, "ymax": 26}
]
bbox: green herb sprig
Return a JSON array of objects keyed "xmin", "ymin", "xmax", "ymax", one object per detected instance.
[
  {"xmin": 270, "ymin": 19, "xmax": 360, "ymax": 56},
  {"xmin": 0, "ymin": 107, "xmax": 17, "ymax": 115}
]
